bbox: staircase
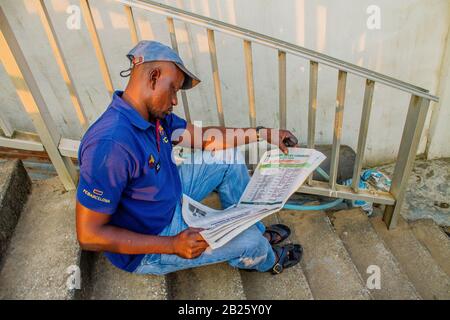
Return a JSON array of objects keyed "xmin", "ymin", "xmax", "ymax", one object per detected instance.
[{"xmin": 1, "ymin": 160, "xmax": 448, "ymax": 300}]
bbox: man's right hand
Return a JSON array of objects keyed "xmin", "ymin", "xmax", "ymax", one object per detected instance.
[{"xmin": 171, "ymin": 227, "xmax": 209, "ymax": 259}]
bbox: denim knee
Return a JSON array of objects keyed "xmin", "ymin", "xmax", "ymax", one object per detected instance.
[
  {"xmin": 255, "ymin": 221, "xmax": 266, "ymax": 233},
  {"xmin": 228, "ymin": 229, "xmax": 274, "ymax": 271}
]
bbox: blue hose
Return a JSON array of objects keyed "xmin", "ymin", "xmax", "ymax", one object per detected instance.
[
  {"xmin": 282, "ymin": 166, "xmax": 344, "ymax": 211},
  {"xmin": 283, "ymin": 198, "xmax": 344, "ymax": 211}
]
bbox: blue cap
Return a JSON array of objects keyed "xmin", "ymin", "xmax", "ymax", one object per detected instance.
[{"xmin": 124, "ymin": 40, "xmax": 200, "ymax": 90}]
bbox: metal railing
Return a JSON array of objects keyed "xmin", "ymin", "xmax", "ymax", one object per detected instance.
[{"xmin": 0, "ymin": 0, "xmax": 439, "ymax": 229}]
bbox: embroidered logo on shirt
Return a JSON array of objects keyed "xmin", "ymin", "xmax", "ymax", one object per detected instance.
[
  {"xmin": 158, "ymin": 125, "xmax": 165, "ymax": 136},
  {"xmin": 83, "ymin": 189, "xmax": 110, "ymax": 203},
  {"xmin": 149, "ymin": 154, "xmax": 156, "ymax": 169},
  {"xmin": 149, "ymin": 154, "xmax": 161, "ymax": 173},
  {"xmin": 93, "ymin": 189, "xmax": 104, "ymax": 196},
  {"xmin": 158, "ymin": 125, "xmax": 169, "ymax": 144}
]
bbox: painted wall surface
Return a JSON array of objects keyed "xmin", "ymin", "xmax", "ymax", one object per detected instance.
[
  {"xmin": 0, "ymin": 0, "xmax": 448, "ymax": 166},
  {"xmin": 427, "ymin": 19, "xmax": 450, "ymax": 160}
]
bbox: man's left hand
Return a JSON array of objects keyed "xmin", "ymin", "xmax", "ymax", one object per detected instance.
[{"xmin": 262, "ymin": 129, "xmax": 299, "ymax": 154}]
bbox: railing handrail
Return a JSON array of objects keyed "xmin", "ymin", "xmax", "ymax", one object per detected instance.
[
  {"xmin": 118, "ymin": 0, "xmax": 439, "ymax": 103},
  {"xmin": 0, "ymin": 1, "xmax": 439, "ymax": 229}
]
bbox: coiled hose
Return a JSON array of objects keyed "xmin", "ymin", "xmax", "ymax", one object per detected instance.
[{"xmin": 282, "ymin": 166, "xmax": 344, "ymax": 211}]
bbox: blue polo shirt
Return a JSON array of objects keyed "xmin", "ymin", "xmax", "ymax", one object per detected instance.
[{"xmin": 76, "ymin": 91, "xmax": 187, "ymax": 272}]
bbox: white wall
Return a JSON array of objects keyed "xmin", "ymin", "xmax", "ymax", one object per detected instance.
[
  {"xmin": 427, "ymin": 18, "xmax": 450, "ymax": 160},
  {"xmin": 0, "ymin": 0, "xmax": 449, "ymax": 166}
]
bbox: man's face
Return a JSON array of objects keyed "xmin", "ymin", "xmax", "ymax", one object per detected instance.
[{"xmin": 145, "ymin": 62, "xmax": 185, "ymax": 120}]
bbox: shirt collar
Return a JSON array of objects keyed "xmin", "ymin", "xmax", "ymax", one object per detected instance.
[{"xmin": 110, "ymin": 91, "xmax": 154, "ymax": 130}]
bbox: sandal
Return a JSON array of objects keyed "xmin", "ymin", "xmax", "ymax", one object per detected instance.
[
  {"xmin": 271, "ymin": 244, "xmax": 303, "ymax": 274},
  {"xmin": 264, "ymin": 224, "xmax": 291, "ymax": 245}
]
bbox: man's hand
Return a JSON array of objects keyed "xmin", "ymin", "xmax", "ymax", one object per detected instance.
[
  {"xmin": 171, "ymin": 227, "xmax": 209, "ymax": 259},
  {"xmin": 262, "ymin": 129, "xmax": 299, "ymax": 154},
  {"xmin": 176, "ymin": 124, "xmax": 299, "ymax": 153}
]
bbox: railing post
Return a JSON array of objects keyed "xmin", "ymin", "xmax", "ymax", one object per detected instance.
[
  {"xmin": 352, "ymin": 79, "xmax": 375, "ymax": 192},
  {"xmin": 207, "ymin": 29, "xmax": 225, "ymax": 126},
  {"xmin": 383, "ymin": 95, "xmax": 431, "ymax": 229},
  {"xmin": 243, "ymin": 40, "xmax": 256, "ymax": 128},
  {"xmin": 124, "ymin": 4, "xmax": 140, "ymax": 45},
  {"xmin": 243, "ymin": 40, "xmax": 258, "ymax": 169},
  {"xmin": 0, "ymin": 7, "xmax": 78, "ymax": 190},
  {"xmin": 80, "ymin": 0, "xmax": 114, "ymax": 97},
  {"xmin": 167, "ymin": 17, "xmax": 191, "ymax": 123},
  {"xmin": 0, "ymin": 114, "xmax": 13, "ymax": 138},
  {"xmin": 307, "ymin": 61, "xmax": 319, "ymax": 184},
  {"xmin": 329, "ymin": 70, "xmax": 348, "ymax": 190},
  {"xmin": 278, "ymin": 50, "xmax": 287, "ymax": 129},
  {"xmin": 36, "ymin": 0, "xmax": 89, "ymax": 132}
]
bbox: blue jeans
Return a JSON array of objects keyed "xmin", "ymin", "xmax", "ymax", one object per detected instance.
[{"xmin": 134, "ymin": 149, "xmax": 276, "ymax": 275}]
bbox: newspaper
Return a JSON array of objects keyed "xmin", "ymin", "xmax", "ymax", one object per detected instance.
[{"xmin": 182, "ymin": 148, "xmax": 326, "ymax": 249}]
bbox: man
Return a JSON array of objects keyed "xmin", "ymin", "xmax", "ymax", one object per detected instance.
[{"xmin": 76, "ymin": 41, "xmax": 302, "ymax": 276}]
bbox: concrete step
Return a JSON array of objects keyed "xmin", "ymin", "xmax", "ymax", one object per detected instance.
[
  {"xmin": 166, "ymin": 192, "xmax": 246, "ymax": 300},
  {"xmin": 332, "ymin": 209, "xmax": 420, "ymax": 300},
  {"xmin": 409, "ymin": 219, "xmax": 450, "ymax": 277},
  {"xmin": 0, "ymin": 177, "xmax": 80, "ymax": 299},
  {"xmin": 0, "ymin": 160, "xmax": 31, "ymax": 265},
  {"xmin": 168, "ymin": 263, "xmax": 246, "ymax": 300},
  {"xmin": 279, "ymin": 210, "xmax": 371, "ymax": 300},
  {"xmin": 78, "ymin": 252, "xmax": 168, "ymax": 300},
  {"xmin": 198, "ymin": 193, "xmax": 313, "ymax": 300},
  {"xmin": 170, "ymin": 194, "xmax": 313, "ymax": 300},
  {"xmin": 239, "ymin": 213, "xmax": 314, "ymax": 300},
  {"xmin": 371, "ymin": 215, "xmax": 450, "ymax": 300},
  {"xmin": 239, "ymin": 255, "xmax": 313, "ymax": 300}
]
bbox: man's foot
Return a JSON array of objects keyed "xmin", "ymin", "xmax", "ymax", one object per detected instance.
[
  {"xmin": 263, "ymin": 224, "xmax": 291, "ymax": 245},
  {"xmin": 271, "ymin": 244, "xmax": 303, "ymax": 275}
]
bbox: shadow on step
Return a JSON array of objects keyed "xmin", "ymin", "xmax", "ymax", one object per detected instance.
[{"xmin": 74, "ymin": 250, "xmax": 97, "ymax": 300}]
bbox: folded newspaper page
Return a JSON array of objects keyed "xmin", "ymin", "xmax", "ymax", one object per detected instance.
[{"xmin": 182, "ymin": 148, "xmax": 326, "ymax": 249}]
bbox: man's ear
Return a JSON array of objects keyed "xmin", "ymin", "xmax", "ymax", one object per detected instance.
[{"xmin": 149, "ymin": 67, "xmax": 161, "ymax": 90}]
